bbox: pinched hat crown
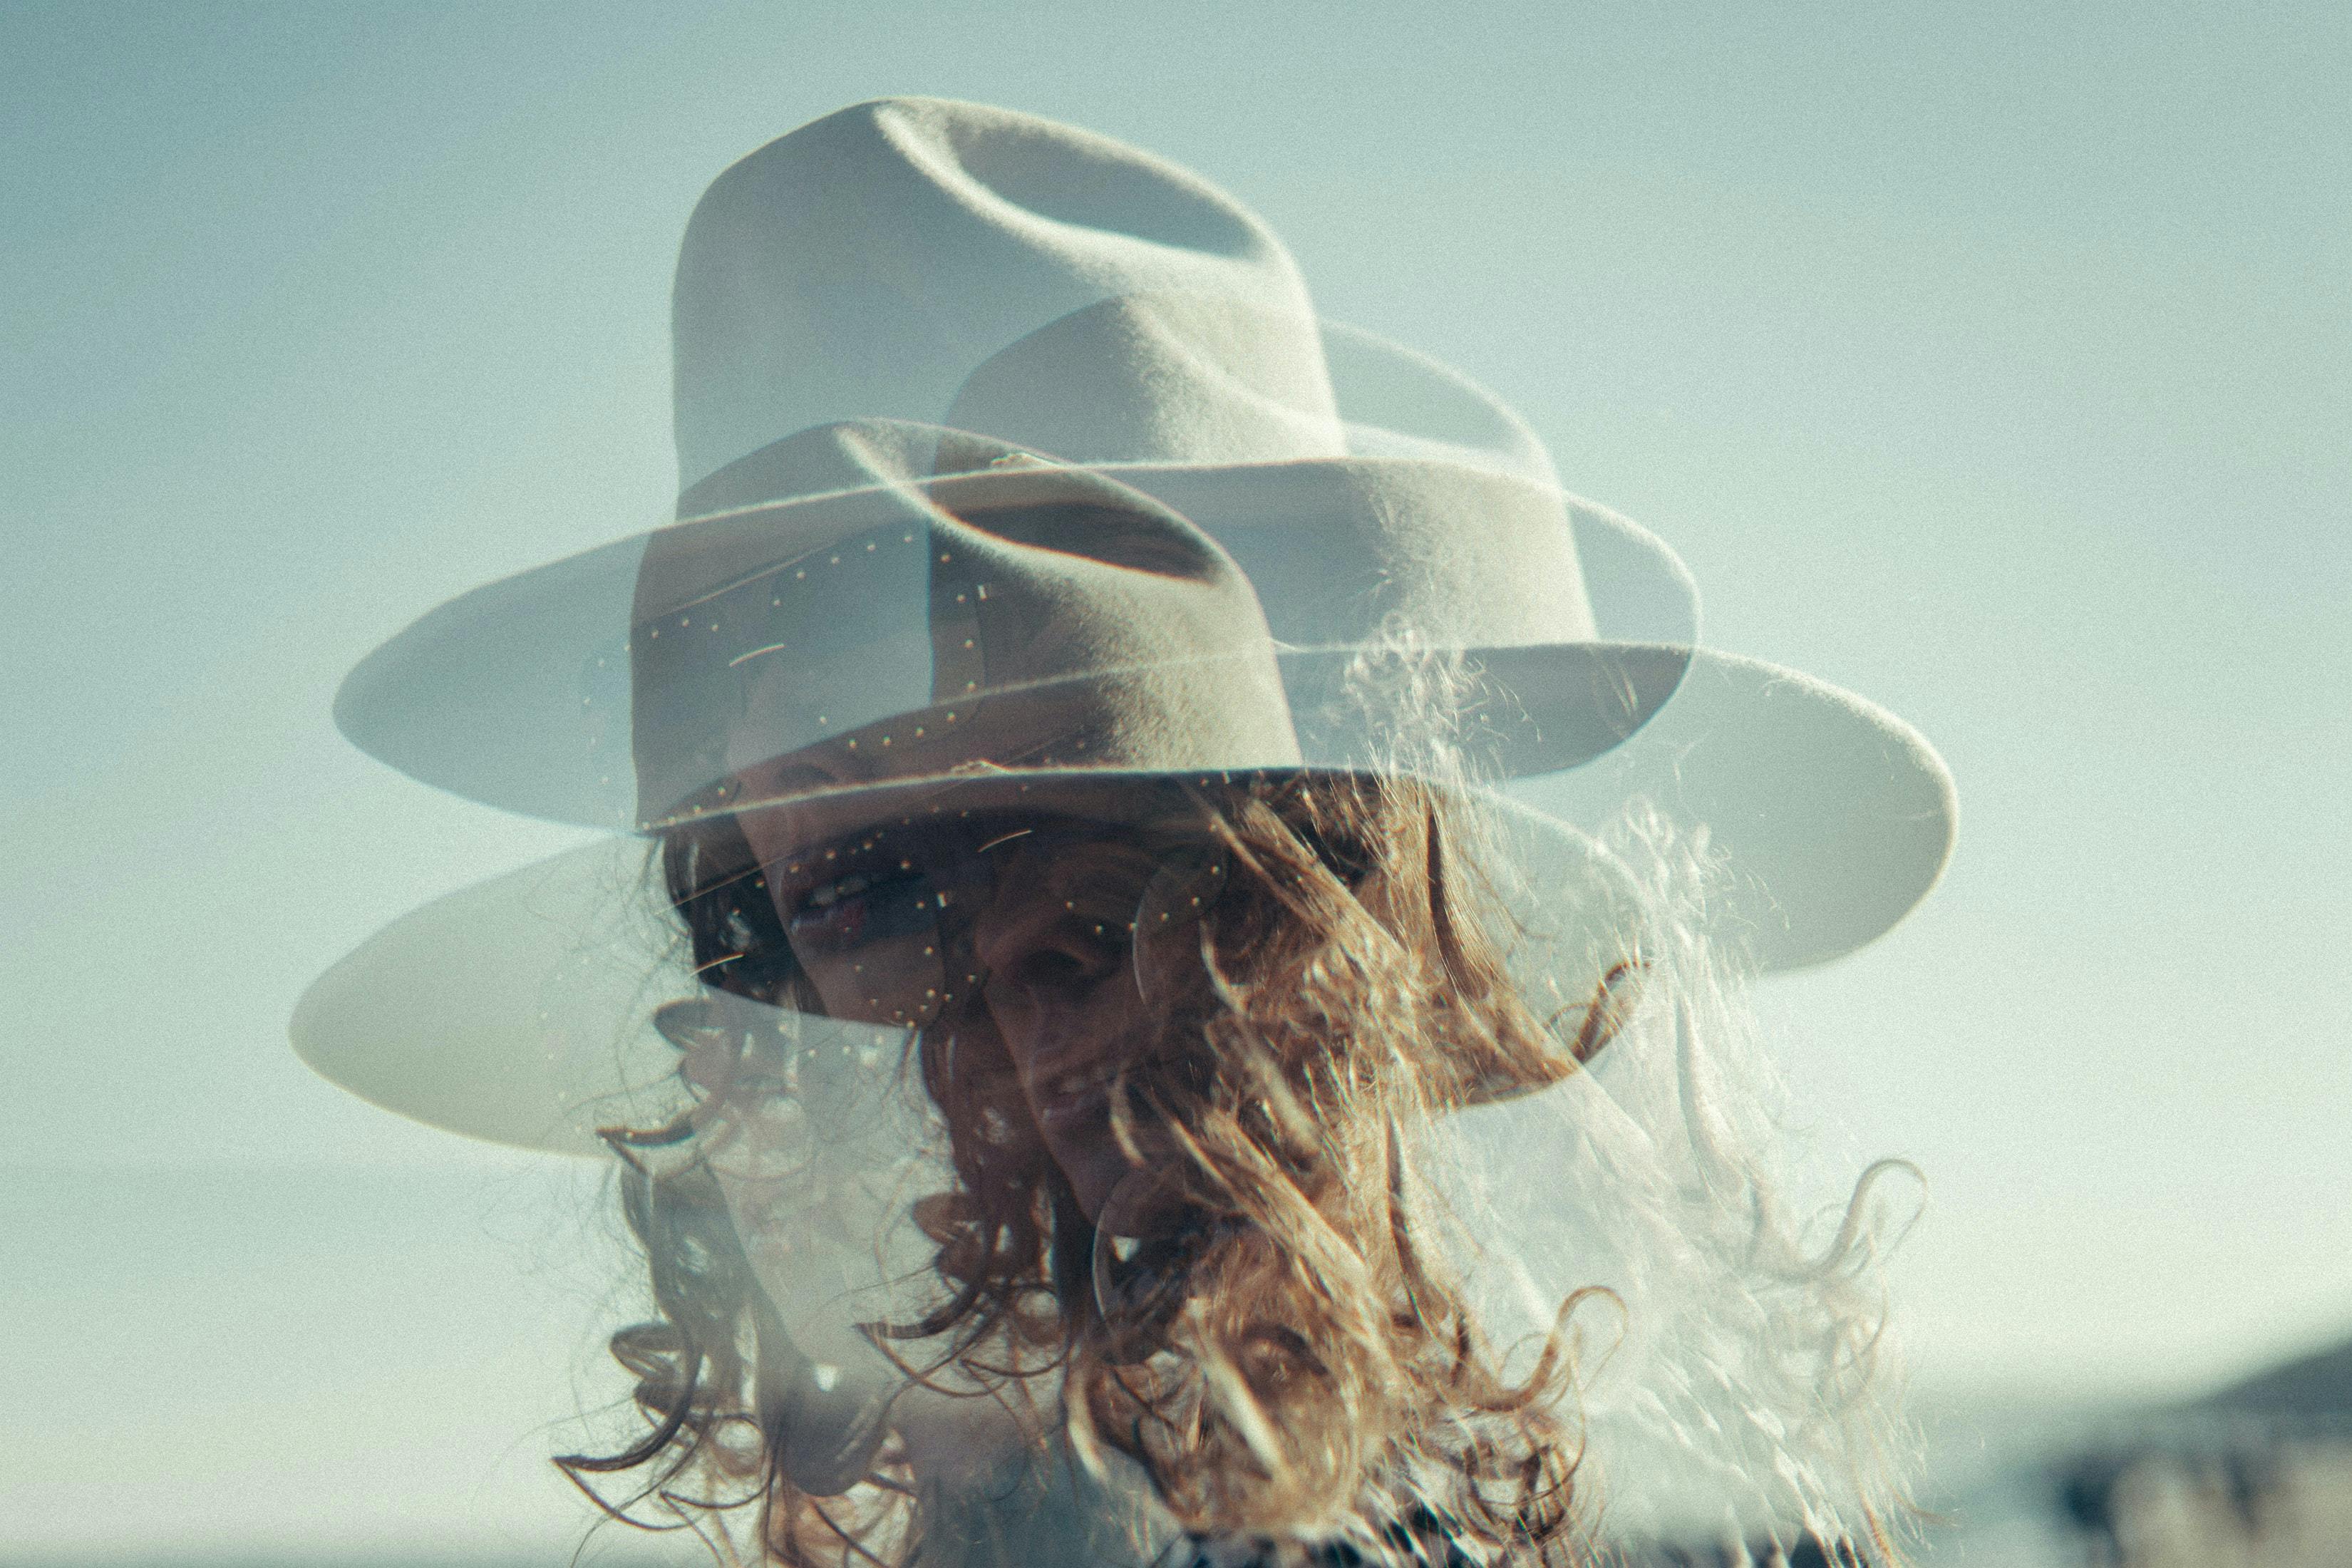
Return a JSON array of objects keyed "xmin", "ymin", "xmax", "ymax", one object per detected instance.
[{"xmin": 674, "ymin": 98, "xmax": 1341, "ymax": 493}]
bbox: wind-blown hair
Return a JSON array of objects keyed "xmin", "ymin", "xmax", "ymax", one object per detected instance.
[{"xmin": 563, "ymin": 772, "xmax": 1918, "ymax": 1567}]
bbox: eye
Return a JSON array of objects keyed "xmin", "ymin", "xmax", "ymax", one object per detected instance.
[
  {"xmin": 801, "ymin": 869, "xmax": 876, "ymax": 909},
  {"xmin": 1050, "ymin": 844, "xmax": 1171, "ymax": 944},
  {"xmin": 788, "ymin": 863, "xmax": 939, "ymax": 951}
]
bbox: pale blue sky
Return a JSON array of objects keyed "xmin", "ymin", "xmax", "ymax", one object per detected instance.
[{"xmin": 4, "ymin": 1, "xmax": 2346, "ymax": 1554}]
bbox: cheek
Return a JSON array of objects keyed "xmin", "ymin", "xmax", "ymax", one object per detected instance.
[
  {"xmin": 931, "ymin": 1008, "xmax": 1038, "ymax": 1140},
  {"xmin": 1054, "ymin": 981, "xmax": 1167, "ymax": 1080},
  {"xmin": 1089, "ymin": 983, "xmax": 1165, "ymax": 1073},
  {"xmin": 733, "ymin": 801, "xmax": 808, "ymax": 885},
  {"xmin": 975, "ymin": 976, "xmax": 1036, "ymax": 1062},
  {"xmin": 979, "ymin": 973, "xmax": 1157, "ymax": 1073}
]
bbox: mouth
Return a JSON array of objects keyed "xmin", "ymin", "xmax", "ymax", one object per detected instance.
[{"xmin": 1033, "ymin": 1071, "xmax": 1112, "ymax": 1135}]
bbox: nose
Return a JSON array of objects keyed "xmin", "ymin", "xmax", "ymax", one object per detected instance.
[{"xmin": 971, "ymin": 879, "xmax": 1126, "ymax": 1016}]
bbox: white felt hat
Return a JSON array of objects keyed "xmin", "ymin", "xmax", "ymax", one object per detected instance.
[{"xmin": 296, "ymin": 98, "xmax": 1953, "ymax": 1155}]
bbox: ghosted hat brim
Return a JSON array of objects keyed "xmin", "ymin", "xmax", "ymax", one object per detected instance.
[
  {"xmin": 332, "ymin": 424, "xmax": 1706, "ymax": 836},
  {"xmin": 292, "ymin": 788, "xmax": 1661, "ymax": 1157},
  {"xmin": 292, "ymin": 644, "xmax": 1953, "ymax": 1160}
]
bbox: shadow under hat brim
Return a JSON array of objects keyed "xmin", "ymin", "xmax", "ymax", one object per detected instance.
[{"xmin": 644, "ymin": 644, "xmax": 1953, "ymax": 978}]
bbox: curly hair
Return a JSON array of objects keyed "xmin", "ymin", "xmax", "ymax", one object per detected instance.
[{"xmin": 562, "ymin": 774, "xmax": 1916, "ymax": 1567}]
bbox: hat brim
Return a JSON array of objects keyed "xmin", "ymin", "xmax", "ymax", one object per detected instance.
[
  {"xmin": 1507, "ymin": 649, "xmax": 1956, "ymax": 972},
  {"xmin": 294, "ymin": 649, "xmax": 1953, "ymax": 1157},
  {"xmin": 291, "ymin": 788, "xmax": 1652, "ymax": 1157},
  {"xmin": 333, "ymin": 451, "xmax": 1703, "ymax": 834}
]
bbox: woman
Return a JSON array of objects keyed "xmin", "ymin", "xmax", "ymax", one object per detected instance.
[
  {"xmin": 619, "ymin": 770, "xmax": 1612, "ymax": 1567},
  {"xmin": 296, "ymin": 98, "xmax": 1954, "ymax": 1566}
]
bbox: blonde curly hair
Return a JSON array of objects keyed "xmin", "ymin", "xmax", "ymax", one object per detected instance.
[{"xmin": 563, "ymin": 773, "xmax": 1915, "ymax": 1567}]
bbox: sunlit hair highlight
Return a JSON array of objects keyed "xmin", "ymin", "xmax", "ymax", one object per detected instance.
[{"xmin": 565, "ymin": 765, "xmax": 1920, "ymax": 1567}]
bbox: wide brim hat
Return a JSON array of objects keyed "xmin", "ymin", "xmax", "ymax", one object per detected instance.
[{"xmin": 294, "ymin": 98, "xmax": 1954, "ymax": 1157}]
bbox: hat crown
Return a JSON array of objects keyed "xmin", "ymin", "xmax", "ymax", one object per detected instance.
[
  {"xmin": 673, "ymin": 98, "xmax": 1338, "ymax": 492},
  {"xmin": 628, "ymin": 424, "xmax": 1303, "ymax": 827}
]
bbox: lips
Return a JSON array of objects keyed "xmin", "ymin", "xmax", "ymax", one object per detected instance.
[{"xmin": 1034, "ymin": 1072, "xmax": 1110, "ymax": 1135}]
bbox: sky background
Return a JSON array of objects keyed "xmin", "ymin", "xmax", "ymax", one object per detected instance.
[{"xmin": 4, "ymin": 1, "xmax": 2347, "ymax": 1557}]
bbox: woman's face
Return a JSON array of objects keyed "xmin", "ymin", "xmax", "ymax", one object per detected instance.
[
  {"xmin": 966, "ymin": 829, "xmax": 1172, "ymax": 1223},
  {"xmin": 737, "ymin": 803, "xmax": 1209, "ymax": 1227}
]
